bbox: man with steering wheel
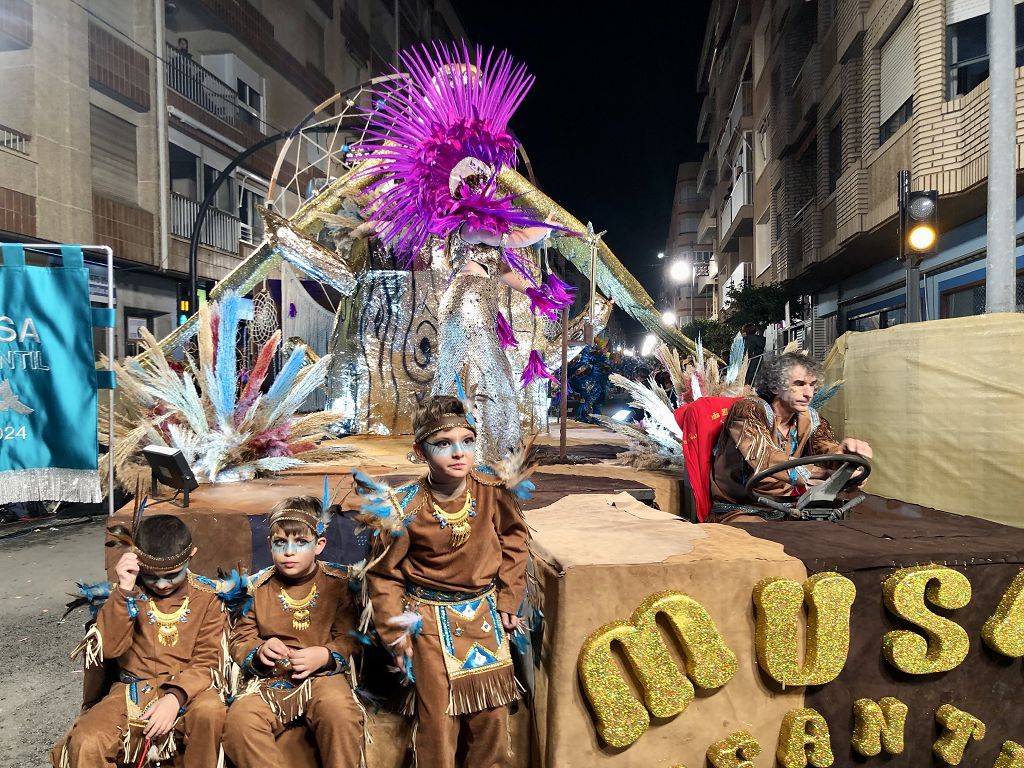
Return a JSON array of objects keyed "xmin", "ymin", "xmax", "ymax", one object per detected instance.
[{"xmin": 709, "ymin": 351, "xmax": 873, "ymax": 523}]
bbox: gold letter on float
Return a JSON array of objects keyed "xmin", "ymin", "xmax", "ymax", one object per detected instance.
[
  {"xmin": 993, "ymin": 741, "xmax": 1024, "ymax": 768},
  {"xmin": 753, "ymin": 571, "xmax": 856, "ymax": 686},
  {"xmin": 851, "ymin": 697, "xmax": 908, "ymax": 757},
  {"xmin": 776, "ymin": 708, "xmax": 834, "ymax": 768},
  {"xmin": 933, "ymin": 704, "xmax": 986, "ymax": 766},
  {"xmin": 577, "ymin": 590, "xmax": 737, "ymax": 748},
  {"xmin": 881, "ymin": 565, "xmax": 971, "ymax": 674},
  {"xmin": 707, "ymin": 731, "xmax": 761, "ymax": 768},
  {"xmin": 983, "ymin": 571, "xmax": 1024, "ymax": 657}
]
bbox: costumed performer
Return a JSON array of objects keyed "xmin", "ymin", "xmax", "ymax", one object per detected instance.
[
  {"xmin": 709, "ymin": 351, "xmax": 872, "ymax": 523},
  {"xmin": 223, "ymin": 496, "xmax": 364, "ymax": 768},
  {"xmin": 357, "ymin": 42, "xmax": 574, "ymax": 465},
  {"xmin": 53, "ymin": 515, "xmax": 227, "ymax": 768},
  {"xmin": 356, "ymin": 395, "xmax": 530, "ymax": 767}
]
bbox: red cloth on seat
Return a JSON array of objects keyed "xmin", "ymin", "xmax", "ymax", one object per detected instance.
[{"xmin": 674, "ymin": 397, "xmax": 741, "ymax": 522}]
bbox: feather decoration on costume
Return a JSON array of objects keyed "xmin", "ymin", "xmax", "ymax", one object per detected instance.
[
  {"xmin": 695, "ymin": 334, "xmax": 705, "ymax": 370},
  {"xmin": 62, "ymin": 581, "xmax": 112, "ymax": 621},
  {"xmin": 351, "ymin": 470, "xmax": 411, "ymax": 538},
  {"xmin": 491, "ymin": 436, "xmax": 538, "ymax": 501},
  {"xmin": 386, "ymin": 611, "xmax": 423, "ymax": 685},
  {"xmin": 454, "ymin": 374, "xmax": 478, "ymax": 428},
  {"xmin": 356, "ymin": 41, "xmax": 549, "ymax": 261},
  {"xmin": 265, "ymin": 347, "xmax": 306, "ymax": 405},
  {"xmin": 495, "ymin": 311, "xmax": 518, "ymax": 351},
  {"xmin": 810, "ymin": 379, "xmax": 845, "ymax": 409},
  {"xmin": 520, "ymin": 350, "xmax": 560, "ymax": 389},
  {"xmin": 211, "ymin": 294, "xmax": 249, "ymax": 423},
  {"xmin": 723, "ymin": 332, "xmax": 748, "ymax": 386},
  {"xmin": 524, "ymin": 276, "xmax": 575, "ymax": 323},
  {"xmin": 236, "ymin": 330, "xmax": 282, "ymax": 416}
]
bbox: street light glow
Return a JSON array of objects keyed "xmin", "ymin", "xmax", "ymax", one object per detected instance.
[
  {"xmin": 908, "ymin": 224, "xmax": 936, "ymax": 251},
  {"xmin": 662, "ymin": 310, "xmax": 677, "ymax": 326},
  {"xmin": 640, "ymin": 334, "xmax": 657, "ymax": 357},
  {"xmin": 670, "ymin": 260, "xmax": 690, "ymax": 282},
  {"xmin": 657, "ymin": 251, "xmax": 665, "ymax": 259}
]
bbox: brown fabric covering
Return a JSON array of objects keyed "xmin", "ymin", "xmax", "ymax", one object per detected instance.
[
  {"xmin": 223, "ymin": 675, "xmax": 364, "ymax": 768},
  {"xmin": 738, "ymin": 496, "xmax": 1024, "ymax": 767},
  {"xmin": 53, "ymin": 687, "xmax": 224, "ymax": 768}
]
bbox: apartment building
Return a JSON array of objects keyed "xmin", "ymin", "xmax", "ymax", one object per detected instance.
[
  {"xmin": 663, "ymin": 161, "xmax": 714, "ymax": 325},
  {"xmin": 695, "ymin": 0, "xmax": 1024, "ymax": 356},
  {"xmin": 0, "ymin": 0, "xmax": 463, "ymax": 356}
]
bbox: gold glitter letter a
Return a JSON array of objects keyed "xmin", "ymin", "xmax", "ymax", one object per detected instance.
[
  {"xmin": 753, "ymin": 572, "xmax": 856, "ymax": 686},
  {"xmin": 983, "ymin": 571, "xmax": 1024, "ymax": 657},
  {"xmin": 577, "ymin": 590, "xmax": 737, "ymax": 749},
  {"xmin": 882, "ymin": 565, "xmax": 971, "ymax": 674}
]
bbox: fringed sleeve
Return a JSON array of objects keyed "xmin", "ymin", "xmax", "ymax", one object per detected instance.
[
  {"xmin": 92, "ymin": 585, "xmax": 142, "ymax": 660},
  {"xmin": 493, "ymin": 487, "xmax": 529, "ymax": 615},
  {"xmin": 367, "ymin": 532, "xmax": 411, "ymax": 647},
  {"xmin": 727, "ymin": 399, "xmax": 801, "ymax": 495}
]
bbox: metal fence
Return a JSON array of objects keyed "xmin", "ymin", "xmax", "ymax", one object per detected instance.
[
  {"xmin": 0, "ymin": 124, "xmax": 30, "ymax": 155},
  {"xmin": 170, "ymin": 192, "xmax": 241, "ymax": 253},
  {"xmin": 164, "ymin": 44, "xmax": 263, "ymax": 132}
]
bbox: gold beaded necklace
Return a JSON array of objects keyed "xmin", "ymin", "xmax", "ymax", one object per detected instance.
[
  {"xmin": 427, "ymin": 487, "xmax": 477, "ymax": 549},
  {"xmin": 277, "ymin": 583, "xmax": 319, "ymax": 631},
  {"xmin": 146, "ymin": 597, "xmax": 190, "ymax": 647}
]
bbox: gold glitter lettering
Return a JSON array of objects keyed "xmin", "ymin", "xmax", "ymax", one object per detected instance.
[
  {"xmin": 993, "ymin": 741, "xmax": 1024, "ymax": 768},
  {"xmin": 577, "ymin": 590, "xmax": 737, "ymax": 748},
  {"xmin": 776, "ymin": 708, "xmax": 834, "ymax": 768},
  {"xmin": 851, "ymin": 697, "xmax": 908, "ymax": 757},
  {"xmin": 882, "ymin": 565, "xmax": 971, "ymax": 674},
  {"xmin": 933, "ymin": 704, "xmax": 986, "ymax": 765},
  {"xmin": 982, "ymin": 571, "xmax": 1024, "ymax": 657},
  {"xmin": 753, "ymin": 572, "xmax": 856, "ymax": 686},
  {"xmin": 707, "ymin": 731, "xmax": 761, "ymax": 768}
]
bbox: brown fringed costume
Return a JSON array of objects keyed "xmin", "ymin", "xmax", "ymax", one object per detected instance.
[
  {"xmin": 223, "ymin": 561, "xmax": 364, "ymax": 768},
  {"xmin": 710, "ymin": 396, "xmax": 842, "ymax": 522},
  {"xmin": 368, "ymin": 469, "xmax": 529, "ymax": 768},
  {"xmin": 53, "ymin": 574, "xmax": 228, "ymax": 767}
]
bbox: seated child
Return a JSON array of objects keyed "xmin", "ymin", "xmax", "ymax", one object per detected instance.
[
  {"xmin": 54, "ymin": 514, "xmax": 228, "ymax": 767},
  {"xmin": 223, "ymin": 496, "xmax": 363, "ymax": 768},
  {"xmin": 364, "ymin": 395, "xmax": 530, "ymax": 768}
]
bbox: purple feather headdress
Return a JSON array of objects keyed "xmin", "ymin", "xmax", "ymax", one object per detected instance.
[{"xmin": 357, "ymin": 41, "xmax": 547, "ymax": 261}]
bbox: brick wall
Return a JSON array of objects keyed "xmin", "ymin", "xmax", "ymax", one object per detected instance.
[
  {"xmin": 92, "ymin": 194, "xmax": 154, "ymax": 264},
  {"xmin": 88, "ymin": 20, "xmax": 151, "ymax": 111},
  {"xmin": 0, "ymin": 186, "xmax": 35, "ymax": 237}
]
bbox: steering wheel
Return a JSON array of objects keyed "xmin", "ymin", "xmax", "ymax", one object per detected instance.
[{"xmin": 744, "ymin": 454, "xmax": 872, "ymax": 520}]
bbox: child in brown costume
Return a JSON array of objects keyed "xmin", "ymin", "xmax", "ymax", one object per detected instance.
[
  {"xmin": 223, "ymin": 496, "xmax": 364, "ymax": 767},
  {"xmin": 360, "ymin": 395, "xmax": 530, "ymax": 768},
  {"xmin": 54, "ymin": 514, "xmax": 228, "ymax": 767}
]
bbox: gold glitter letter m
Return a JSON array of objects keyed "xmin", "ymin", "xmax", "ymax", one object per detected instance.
[{"xmin": 577, "ymin": 590, "xmax": 737, "ymax": 748}]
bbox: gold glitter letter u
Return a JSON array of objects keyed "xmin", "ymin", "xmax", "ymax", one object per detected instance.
[
  {"xmin": 753, "ymin": 572, "xmax": 856, "ymax": 686},
  {"xmin": 577, "ymin": 590, "xmax": 738, "ymax": 749}
]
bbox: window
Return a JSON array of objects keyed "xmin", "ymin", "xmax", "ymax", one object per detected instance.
[
  {"xmin": 880, "ymin": 13, "xmax": 914, "ymax": 145},
  {"xmin": 90, "ymin": 106, "xmax": 138, "ymax": 205},
  {"xmin": 947, "ymin": 5, "xmax": 1024, "ymax": 99},
  {"xmin": 677, "ymin": 214, "xmax": 701, "ymax": 235},
  {"xmin": 237, "ymin": 78, "xmax": 263, "ymax": 129},
  {"xmin": 753, "ymin": 5, "xmax": 771, "ymax": 82},
  {"xmin": 203, "ymin": 164, "xmax": 235, "ymax": 213},
  {"xmin": 169, "ymin": 144, "xmax": 200, "ymax": 200},
  {"xmin": 239, "ymin": 187, "xmax": 266, "ymax": 243},
  {"xmin": 306, "ymin": 13, "xmax": 325, "ymax": 71},
  {"xmin": 848, "ymin": 305, "xmax": 905, "ymax": 332},
  {"xmin": 828, "ymin": 113, "xmax": 843, "ymax": 193},
  {"xmin": 755, "ymin": 209, "xmax": 771, "ymax": 276},
  {"xmin": 941, "ymin": 272, "xmax": 1024, "ymax": 316}
]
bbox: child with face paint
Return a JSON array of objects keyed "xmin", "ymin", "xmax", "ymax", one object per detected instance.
[
  {"xmin": 53, "ymin": 515, "xmax": 228, "ymax": 768},
  {"xmin": 365, "ymin": 395, "xmax": 530, "ymax": 768},
  {"xmin": 223, "ymin": 496, "xmax": 364, "ymax": 768}
]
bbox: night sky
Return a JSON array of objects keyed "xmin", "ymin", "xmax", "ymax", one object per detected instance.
[{"xmin": 450, "ymin": 1, "xmax": 712, "ymax": 333}]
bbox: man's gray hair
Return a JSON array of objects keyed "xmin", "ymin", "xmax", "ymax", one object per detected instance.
[{"xmin": 754, "ymin": 351, "xmax": 824, "ymax": 401}]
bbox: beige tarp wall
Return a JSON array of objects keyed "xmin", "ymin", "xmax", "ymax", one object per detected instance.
[{"xmin": 819, "ymin": 314, "xmax": 1024, "ymax": 526}]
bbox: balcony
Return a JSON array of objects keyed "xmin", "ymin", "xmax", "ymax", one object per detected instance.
[
  {"xmin": 715, "ymin": 80, "xmax": 752, "ymax": 173},
  {"xmin": 697, "ymin": 207, "xmax": 718, "ymax": 245},
  {"xmin": 697, "ymin": 151, "xmax": 717, "ymax": 193},
  {"xmin": 697, "ymin": 96, "xmax": 713, "ymax": 143},
  {"xmin": 719, "ymin": 171, "xmax": 753, "ymax": 250},
  {"xmin": 790, "ymin": 45, "xmax": 820, "ymax": 146},
  {"xmin": 165, "ymin": 44, "xmax": 265, "ymax": 133},
  {"xmin": 0, "ymin": 124, "xmax": 29, "ymax": 155},
  {"xmin": 170, "ymin": 192, "xmax": 242, "ymax": 254},
  {"xmin": 696, "ymin": 257, "xmax": 718, "ymax": 296}
]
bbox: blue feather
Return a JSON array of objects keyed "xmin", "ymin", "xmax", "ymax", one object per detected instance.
[
  {"xmin": 510, "ymin": 479, "xmax": 535, "ymax": 501},
  {"xmin": 455, "ymin": 373, "xmax": 476, "ymax": 427},
  {"xmin": 725, "ymin": 332, "xmax": 746, "ymax": 384},
  {"xmin": 810, "ymin": 381, "xmax": 844, "ymax": 409},
  {"xmin": 213, "ymin": 294, "xmax": 244, "ymax": 420},
  {"xmin": 266, "ymin": 347, "xmax": 306, "ymax": 404},
  {"xmin": 404, "ymin": 656, "xmax": 416, "ymax": 684},
  {"xmin": 321, "ymin": 475, "xmax": 330, "ymax": 514}
]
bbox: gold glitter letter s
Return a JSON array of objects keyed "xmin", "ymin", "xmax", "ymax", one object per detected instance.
[
  {"xmin": 933, "ymin": 704, "xmax": 986, "ymax": 765},
  {"xmin": 851, "ymin": 697, "xmax": 908, "ymax": 757},
  {"xmin": 994, "ymin": 741, "xmax": 1024, "ymax": 768},
  {"xmin": 776, "ymin": 708, "xmax": 834, "ymax": 768},
  {"xmin": 982, "ymin": 570, "xmax": 1024, "ymax": 657},
  {"xmin": 577, "ymin": 590, "xmax": 737, "ymax": 748},
  {"xmin": 881, "ymin": 565, "xmax": 971, "ymax": 674},
  {"xmin": 707, "ymin": 731, "xmax": 761, "ymax": 768},
  {"xmin": 753, "ymin": 571, "xmax": 856, "ymax": 686}
]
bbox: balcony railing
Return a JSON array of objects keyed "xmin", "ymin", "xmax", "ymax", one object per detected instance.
[
  {"xmin": 697, "ymin": 150, "xmax": 716, "ymax": 192},
  {"xmin": 716, "ymin": 80, "xmax": 752, "ymax": 169},
  {"xmin": 697, "ymin": 207, "xmax": 718, "ymax": 245},
  {"xmin": 170, "ymin": 192, "xmax": 241, "ymax": 253},
  {"xmin": 164, "ymin": 44, "xmax": 265, "ymax": 133},
  {"xmin": 720, "ymin": 171, "xmax": 753, "ymax": 236},
  {"xmin": 0, "ymin": 124, "xmax": 29, "ymax": 155}
]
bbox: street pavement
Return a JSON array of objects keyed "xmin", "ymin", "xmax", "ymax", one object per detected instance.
[{"xmin": 0, "ymin": 517, "xmax": 107, "ymax": 765}]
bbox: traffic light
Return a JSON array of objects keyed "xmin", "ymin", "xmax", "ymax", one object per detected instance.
[
  {"xmin": 901, "ymin": 190, "xmax": 938, "ymax": 260},
  {"xmin": 176, "ymin": 284, "xmax": 190, "ymax": 326}
]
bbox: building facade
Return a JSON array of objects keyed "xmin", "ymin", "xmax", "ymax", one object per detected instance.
[
  {"xmin": 695, "ymin": 0, "xmax": 1024, "ymax": 357},
  {"xmin": 0, "ymin": 0, "xmax": 463, "ymax": 357},
  {"xmin": 663, "ymin": 161, "xmax": 714, "ymax": 326}
]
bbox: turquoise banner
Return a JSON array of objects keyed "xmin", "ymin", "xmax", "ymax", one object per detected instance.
[{"xmin": 0, "ymin": 244, "xmax": 103, "ymax": 503}]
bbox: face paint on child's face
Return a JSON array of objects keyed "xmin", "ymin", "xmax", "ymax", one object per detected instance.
[
  {"xmin": 270, "ymin": 536, "xmax": 316, "ymax": 556},
  {"xmin": 269, "ymin": 530, "xmax": 323, "ymax": 577},
  {"xmin": 417, "ymin": 426, "xmax": 476, "ymax": 482},
  {"xmin": 422, "ymin": 436, "xmax": 476, "ymax": 458},
  {"xmin": 139, "ymin": 565, "xmax": 189, "ymax": 597}
]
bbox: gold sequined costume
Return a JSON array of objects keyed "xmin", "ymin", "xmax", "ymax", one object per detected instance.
[{"xmin": 432, "ymin": 236, "xmax": 522, "ymax": 465}]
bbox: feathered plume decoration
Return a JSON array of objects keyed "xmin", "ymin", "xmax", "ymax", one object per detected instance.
[
  {"xmin": 491, "ymin": 436, "xmax": 538, "ymax": 501},
  {"xmin": 386, "ymin": 611, "xmax": 423, "ymax": 684},
  {"xmin": 454, "ymin": 373, "xmax": 478, "ymax": 428},
  {"xmin": 723, "ymin": 332, "xmax": 749, "ymax": 386},
  {"xmin": 356, "ymin": 41, "xmax": 549, "ymax": 260},
  {"xmin": 106, "ymin": 479, "xmax": 147, "ymax": 551},
  {"xmin": 62, "ymin": 581, "xmax": 112, "ymax": 622},
  {"xmin": 351, "ymin": 470, "xmax": 412, "ymax": 539},
  {"xmin": 810, "ymin": 379, "xmax": 844, "ymax": 409}
]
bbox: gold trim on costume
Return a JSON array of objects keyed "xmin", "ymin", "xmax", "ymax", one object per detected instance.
[
  {"xmin": 147, "ymin": 597, "xmax": 190, "ymax": 647},
  {"xmin": 278, "ymin": 583, "xmax": 318, "ymax": 630}
]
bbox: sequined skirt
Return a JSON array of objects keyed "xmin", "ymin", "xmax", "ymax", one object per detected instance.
[{"xmin": 432, "ymin": 273, "xmax": 522, "ymax": 464}]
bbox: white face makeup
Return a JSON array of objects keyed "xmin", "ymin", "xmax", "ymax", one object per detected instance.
[
  {"xmin": 270, "ymin": 535, "xmax": 316, "ymax": 556},
  {"xmin": 139, "ymin": 565, "xmax": 189, "ymax": 596},
  {"xmin": 421, "ymin": 435, "xmax": 476, "ymax": 458}
]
